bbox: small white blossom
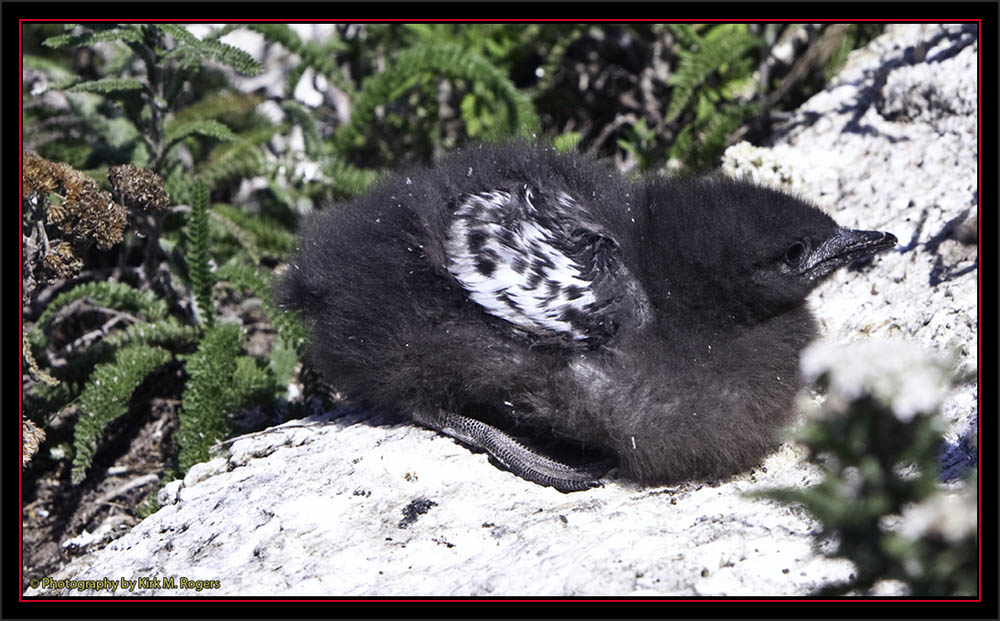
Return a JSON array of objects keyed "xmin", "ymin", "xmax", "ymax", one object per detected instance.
[
  {"xmin": 898, "ymin": 486, "xmax": 977, "ymax": 543},
  {"xmin": 721, "ymin": 142, "xmax": 806, "ymax": 193}
]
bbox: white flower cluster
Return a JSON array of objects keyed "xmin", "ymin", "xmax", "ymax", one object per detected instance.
[
  {"xmin": 799, "ymin": 339, "xmax": 954, "ymax": 423},
  {"xmin": 898, "ymin": 486, "xmax": 977, "ymax": 544}
]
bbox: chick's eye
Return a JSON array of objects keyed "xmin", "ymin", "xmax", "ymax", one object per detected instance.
[{"xmin": 784, "ymin": 241, "xmax": 806, "ymax": 266}]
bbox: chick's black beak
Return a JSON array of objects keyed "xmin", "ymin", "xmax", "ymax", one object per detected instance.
[{"xmin": 804, "ymin": 228, "xmax": 897, "ymax": 280}]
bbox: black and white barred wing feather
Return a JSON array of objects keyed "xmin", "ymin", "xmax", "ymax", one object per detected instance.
[{"xmin": 445, "ymin": 186, "xmax": 639, "ymax": 343}]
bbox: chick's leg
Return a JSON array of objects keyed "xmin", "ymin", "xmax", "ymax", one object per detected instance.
[{"xmin": 425, "ymin": 410, "xmax": 609, "ymax": 493}]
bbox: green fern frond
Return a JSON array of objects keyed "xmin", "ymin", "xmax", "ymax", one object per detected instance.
[
  {"xmin": 665, "ymin": 24, "xmax": 704, "ymax": 50},
  {"xmin": 401, "ymin": 23, "xmax": 443, "ymax": 43},
  {"xmin": 666, "ymin": 27, "xmax": 762, "ymax": 123},
  {"xmin": 158, "ymin": 23, "xmax": 263, "ymax": 77},
  {"xmin": 321, "ymin": 156, "xmax": 383, "ymax": 199},
  {"xmin": 67, "ymin": 78, "xmax": 146, "ymax": 95},
  {"xmin": 105, "ymin": 317, "xmax": 201, "ymax": 351},
  {"xmin": 43, "ymin": 25, "xmax": 143, "ymax": 49},
  {"xmin": 337, "ymin": 42, "xmax": 539, "ymax": 151},
  {"xmin": 552, "ymin": 131, "xmax": 583, "ymax": 154},
  {"xmin": 71, "ymin": 343, "xmax": 172, "ymax": 483},
  {"xmin": 177, "ymin": 323, "xmax": 242, "ymax": 472},
  {"xmin": 41, "ymin": 33, "xmax": 77, "ymax": 48},
  {"xmin": 670, "ymin": 124, "xmax": 695, "ymax": 166},
  {"xmin": 35, "ymin": 281, "xmax": 169, "ymax": 330},
  {"xmin": 30, "ymin": 284, "xmax": 186, "ymax": 395},
  {"xmin": 37, "ymin": 88, "xmax": 144, "ymax": 164},
  {"xmin": 164, "ymin": 119, "xmax": 237, "ymax": 147},
  {"xmin": 199, "ymin": 142, "xmax": 268, "ymax": 187},
  {"xmin": 58, "ymin": 317, "xmax": 200, "ymax": 390},
  {"xmin": 186, "ymin": 181, "xmax": 215, "ymax": 328},
  {"xmin": 33, "ymin": 317, "xmax": 198, "ymax": 396},
  {"xmin": 682, "ymin": 102, "xmax": 758, "ymax": 171},
  {"xmin": 177, "ymin": 322, "xmax": 273, "ymax": 472}
]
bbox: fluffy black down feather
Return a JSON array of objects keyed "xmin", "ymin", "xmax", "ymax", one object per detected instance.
[{"xmin": 277, "ymin": 142, "xmax": 895, "ymax": 486}]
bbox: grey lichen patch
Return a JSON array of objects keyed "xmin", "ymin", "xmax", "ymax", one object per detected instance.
[{"xmin": 397, "ymin": 498, "xmax": 437, "ymax": 529}]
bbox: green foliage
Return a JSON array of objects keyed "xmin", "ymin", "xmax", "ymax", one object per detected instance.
[
  {"xmin": 185, "ymin": 181, "xmax": 215, "ymax": 328},
  {"xmin": 552, "ymin": 131, "xmax": 582, "ymax": 154},
  {"xmin": 335, "ymin": 41, "xmax": 539, "ymax": 164},
  {"xmin": 664, "ymin": 23, "xmax": 703, "ymax": 51},
  {"xmin": 171, "ymin": 91, "xmax": 264, "ymax": 131},
  {"xmin": 192, "ymin": 126, "xmax": 274, "ymax": 192},
  {"xmin": 244, "ymin": 23, "xmax": 353, "ymax": 97},
  {"xmin": 106, "ymin": 317, "xmax": 200, "ymax": 349},
  {"xmin": 67, "ymin": 78, "xmax": 146, "ymax": 94},
  {"xmin": 665, "ymin": 25, "xmax": 759, "ymax": 122},
  {"xmin": 319, "ymin": 157, "xmax": 384, "ymax": 200},
  {"xmin": 27, "ymin": 22, "xmax": 271, "ymax": 199},
  {"xmin": 135, "ymin": 488, "xmax": 164, "ymax": 519},
  {"xmin": 215, "ymin": 259, "xmax": 306, "ymax": 395},
  {"xmin": 665, "ymin": 24, "xmax": 763, "ymax": 172},
  {"xmin": 617, "ymin": 119, "xmax": 659, "ymax": 172},
  {"xmin": 23, "ymin": 53, "xmax": 77, "ymax": 89},
  {"xmin": 23, "ymin": 22, "xmax": 320, "ymax": 496},
  {"xmin": 27, "ymin": 284, "xmax": 199, "ymax": 482},
  {"xmin": 44, "ymin": 25, "xmax": 144, "ymax": 49},
  {"xmin": 72, "ymin": 344, "xmax": 172, "ymax": 483},
  {"xmin": 158, "ymin": 23, "xmax": 263, "ymax": 77},
  {"xmin": 21, "ymin": 380, "xmax": 76, "ymax": 429},
  {"xmin": 280, "ymin": 100, "xmax": 324, "ymax": 159},
  {"xmin": 675, "ymin": 101, "xmax": 759, "ymax": 172},
  {"xmin": 217, "ymin": 259, "xmax": 306, "ymax": 343},
  {"xmin": 177, "ymin": 323, "xmax": 273, "ymax": 472},
  {"xmin": 164, "ymin": 119, "xmax": 237, "ymax": 148},
  {"xmin": 22, "ymin": 21, "xmax": 296, "ymax": 483},
  {"xmin": 34, "ymin": 280, "xmax": 168, "ymax": 331},
  {"xmin": 29, "ymin": 284, "xmax": 197, "ymax": 391}
]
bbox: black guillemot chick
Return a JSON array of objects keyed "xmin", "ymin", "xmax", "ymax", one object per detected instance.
[{"xmin": 277, "ymin": 142, "xmax": 897, "ymax": 492}]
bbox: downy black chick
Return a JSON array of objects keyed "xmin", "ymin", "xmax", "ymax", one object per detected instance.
[{"xmin": 277, "ymin": 142, "xmax": 896, "ymax": 492}]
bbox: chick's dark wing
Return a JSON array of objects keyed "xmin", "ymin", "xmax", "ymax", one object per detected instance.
[{"xmin": 444, "ymin": 185, "xmax": 642, "ymax": 344}]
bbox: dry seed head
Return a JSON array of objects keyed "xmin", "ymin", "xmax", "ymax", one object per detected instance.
[{"xmin": 109, "ymin": 164, "xmax": 170, "ymax": 213}]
